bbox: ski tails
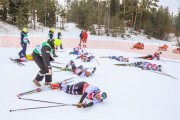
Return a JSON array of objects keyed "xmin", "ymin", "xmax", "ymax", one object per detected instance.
[
  {"xmin": 114, "ymin": 63, "xmax": 134, "ymax": 67},
  {"xmin": 9, "ymin": 57, "xmax": 25, "ymax": 66},
  {"xmin": 16, "ymin": 86, "xmax": 50, "ymax": 97},
  {"xmin": 51, "ymin": 65, "xmax": 72, "ymax": 71},
  {"xmin": 16, "ymin": 77, "xmax": 75, "ymax": 97},
  {"xmin": 100, "ymin": 56, "xmax": 110, "ymax": 58}
]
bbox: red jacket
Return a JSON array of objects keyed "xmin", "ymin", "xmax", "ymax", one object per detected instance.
[
  {"xmin": 153, "ymin": 52, "xmax": 160, "ymax": 60},
  {"xmin": 82, "ymin": 32, "xmax": 88, "ymax": 39}
]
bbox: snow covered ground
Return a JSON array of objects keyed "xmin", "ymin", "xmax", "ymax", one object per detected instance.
[{"xmin": 0, "ymin": 47, "xmax": 180, "ymax": 120}]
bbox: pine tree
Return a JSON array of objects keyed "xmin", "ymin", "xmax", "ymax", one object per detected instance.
[{"xmin": 0, "ymin": 0, "xmax": 9, "ymax": 21}]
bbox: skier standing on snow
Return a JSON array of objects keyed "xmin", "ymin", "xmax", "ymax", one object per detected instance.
[
  {"xmin": 82, "ymin": 29, "xmax": 88, "ymax": 48},
  {"xmin": 32, "ymin": 39, "xmax": 61, "ymax": 86},
  {"xmin": 18, "ymin": 28, "xmax": 30, "ymax": 58},
  {"xmin": 57, "ymin": 30, "xmax": 63, "ymax": 49},
  {"xmin": 79, "ymin": 31, "xmax": 83, "ymax": 46},
  {"xmin": 65, "ymin": 60, "xmax": 96, "ymax": 77},
  {"xmin": 51, "ymin": 81, "xmax": 107, "ymax": 108},
  {"xmin": 47, "ymin": 28, "xmax": 58, "ymax": 57}
]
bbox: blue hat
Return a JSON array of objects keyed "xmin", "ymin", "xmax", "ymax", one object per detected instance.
[{"xmin": 101, "ymin": 92, "xmax": 107, "ymax": 99}]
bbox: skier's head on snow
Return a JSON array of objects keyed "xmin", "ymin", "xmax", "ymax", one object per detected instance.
[
  {"xmin": 85, "ymin": 71, "xmax": 91, "ymax": 77},
  {"xmin": 95, "ymin": 92, "xmax": 107, "ymax": 100},
  {"xmin": 158, "ymin": 52, "xmax": 162, "ymax": 55}
]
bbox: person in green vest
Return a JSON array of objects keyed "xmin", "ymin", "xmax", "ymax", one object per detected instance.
[
  {"xmin": 32, "ymin": 38, "xmax": 61, "ymax": 86},
  {"xmin": 47, "ymin": 28, "xmax": 58, "ymax": 57},
  {"xmin": 18, "ymin": 28, "xmax": 30, "ymax": 58}
]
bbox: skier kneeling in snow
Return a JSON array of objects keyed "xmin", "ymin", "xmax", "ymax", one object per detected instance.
[
  {"xmin": 15, "ymin": 54, "xmax": 33, "ymax": 62},
  {"xmin": 76, "ymin": 53, "xmax": 95, "ymax": 62},
  {"xmin": 65, "ymin": 60, "xmax": 96, "ymax": 77},
  {"xmin": 109, "ymin": 56, "xmax": 129, "ymax": 62},
  {"xmin": 134, "ymin": 61, "xmax": 162, "ymax": 72},
  {"xmin": 51, "ymin": 81, "xmax": 107, "ymax": 108}
]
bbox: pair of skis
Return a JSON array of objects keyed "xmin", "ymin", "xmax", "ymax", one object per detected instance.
[
  {"xmin": 114, "ymin": 63, "xmax": 177, "ymax": 80},
  {"xmin": 16, "ymin": 77, "xmax": 75, "ymax": 97},
  {"xmin": 51, "ymin": 65, "xmax": 72, "ymax": 72},
  {"xmin": 9, "ymin": 57, "xmax": 25, "ymax": 66}
]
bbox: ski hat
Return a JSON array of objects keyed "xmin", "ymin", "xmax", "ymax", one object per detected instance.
[
  {"xmin": 23, "ymin": 28, "xmax": 28, "ymax": 33},
  {"xmin": 54, "ymin": 39, "xmax": 61, "ymax": 47},
  {"xmin": 101, "ymin": 92, "xmax": 107, "ymax": 99},
  {"xmin": 50, "ymin": 28, "xmax": 55, "ymax": 33}
]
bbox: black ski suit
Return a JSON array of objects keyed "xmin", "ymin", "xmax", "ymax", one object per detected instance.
[{"xmin": 32, "ymin": 41, "xmax": 54, "ymax": 82}]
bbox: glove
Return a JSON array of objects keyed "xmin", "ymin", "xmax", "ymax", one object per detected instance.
[
  {"xmin": 94, "ymin": 67, "xmax": 96, "ymax": 70},
  {"xmin": 76, "ymin": 102, "xmax": 86, "ymax": 108}
]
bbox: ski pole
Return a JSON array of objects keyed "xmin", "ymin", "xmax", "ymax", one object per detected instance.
[
  {"xmin": 51, "ymin": 61, "xmax": 66, "ymax": 65},
  {"xmin": 51, "ymin": 65, "xmax": 63, "ymax": 69},
  {"xmin": 149, "ymin": 70, "xmax": 177, "ymax": 80},
  {"xmin": 161, "ymin": 59, "xmax": 180, "ymax": 64},
  {"xmin": 160, "ymin": 59, "xmax": 166, "ymax": 64},
  {"xmin": 94, "ymin": 57, "xmax": 100, "ymax": 66},
  {"xmin": 19, "ymin": 97, "xmax": 70, "ymax": 105},
  {"xmin": 10, "ymin": 104, "xmax": 77, "ymax": 112}
]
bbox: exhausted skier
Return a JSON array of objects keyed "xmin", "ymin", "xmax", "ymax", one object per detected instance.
[
  {"xmin": 65, "ymin": 60, "xmax": 96, "ymax": 77},
  {"xmin": 76, "ymin": 53, "xmax": 95, "ymax": 62},
  {"xmin": 15, "ymin": 54, "xmax": 33, "ymax": 62},
  {"xmin": 69, "ymin": 45, "xmax": 84, "ymax": 55},
  {"xmin": 51, "ymin": 81, "xmax": 107, "ymax": 108},
  {"xmin": 139, "ymin": 52, "xmax": 162, "ymax": 60},
  {"xmin": 134, "ymin": 61, "xmax": 162, "ymax": 71},
  {"xmin": 109, "ymin": 56, "xmax": 129, "ymax": 62}
]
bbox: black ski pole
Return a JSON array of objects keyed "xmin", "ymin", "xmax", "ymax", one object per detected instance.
[
  {"xmin": 149, "ymin": 70, "xmax": 177, "ymax": 80},
  {"xmin": 161, "ymin": 59, "xmax": 180, "ymax": 64},
  {"xmin": 19, "ymin": 97, "xmax": 66, "ymax": 105},
  {"xmin": 10, "ymin": 104, "xmax": 77, "ymax": 112}
]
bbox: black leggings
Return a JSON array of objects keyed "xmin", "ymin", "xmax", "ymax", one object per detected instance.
[
  {"xmin": 65, "ymin": 82, "xmax": 87, "ymax": 95},
  {"xmin": 144, "ymin": 55, "xmax": 153, "ymax": 59},
  {"xmin": 69, "ymin": 60, "xmax": 77, "ymax": 72},
  {"xmin": 32, "ymin": 52, "xmax": 52, "ymax": 82}
]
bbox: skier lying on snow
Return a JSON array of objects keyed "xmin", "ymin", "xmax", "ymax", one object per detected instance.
[
  {"xmin": 101, "ymin": 56, "xmax": 129, "ymax": 62},
  {"xmin": 139, "ymin": 52, "xmax": 162, "ymax": 60},
  {"xmin": 69, "ymin": 45, "xmax": 84, "ymax": 55},
  {"xmin": 65, "ymin": 60, "xmax": 96, "ymax": 77},
  {"xmin": 14, "ymin": 54, "xmax": 33, "ymax": 62},
  {"xmin": 76, "ymin": 52, "xmax": 95, "ymax": 62},
  {"xmin": 109, "ymin": 56, "xmax": 129, "ymax": 62},
  {"xmin": 134, "ymin": 61, "xmax": 162, "ymax": 71},
  {"xmin": 51, "ymin": 81, "xmax": 107, "ymax": 108}
]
